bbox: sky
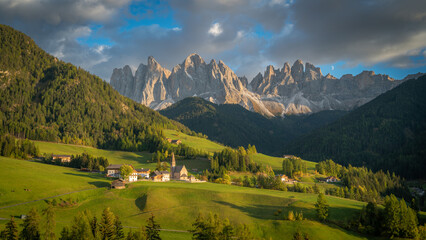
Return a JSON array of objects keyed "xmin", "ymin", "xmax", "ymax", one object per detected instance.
[{"xmin": 0, "ymin": 0, "xmax": 425, "ymax": 81}]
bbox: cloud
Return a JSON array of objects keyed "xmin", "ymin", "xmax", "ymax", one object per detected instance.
[
  {"xmin": 266, "ymin": 0, "xmax": 426, "ymax": 69},
  {"xmin": 208, "ymin": 23, "xmax": 223, "ymax": 37},
  {"xmin": 0, "ymin": 0, "xmax": 424, "ymax": 82}
]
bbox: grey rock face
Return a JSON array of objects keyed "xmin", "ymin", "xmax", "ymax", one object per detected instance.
[
  {"xmin": 110, "ymin": 54, "xmax": 274, "ymax": 116},
  {"xmin": 110, "ymin": 55, "xmax": 415, "ymax": 116},
  {"xmin": 250, "ymin": 60, "xmax": 402, "ymax": 115}
]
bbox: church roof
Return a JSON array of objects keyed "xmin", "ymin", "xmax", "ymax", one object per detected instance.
[{"xmin": 174, "ymin": 165, "xmax": 186, "ymax": 173}]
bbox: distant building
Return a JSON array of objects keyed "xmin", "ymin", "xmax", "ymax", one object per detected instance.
[
  {"xmin": 171, "ymin": 139, "xmax": 182, "ymax": 145},
  {"xmin": 106, "ymin": 164, "xmax": 138, "ymax": 182},
  {"xmin": 111, "ymin": 180, "xmax": 125, "ymax": 189},
  {"xmin": 283, "ymin": 155, "xmax": 295, "ymax": 159},
  {"xmin": 278, "ymin": 174, "xmax": 288, "ymax": 182},
  {"xmin": 170, "ymin": 153, "xmax": 188, "ymax": 180},
  {"xmin": 135, "ymin": 168, "xmax": 151, "ymax": 179},
  {"xmin": 106, "ymin": 164, "xmax": 122, "ymax": 178},
  {"xmin": 188, "ymin": 175, "xmax": 196, "ymax": 183},
  {"xmin": 166, "ymin": 138, "xmax": 172, "ymax": 143},
  {"xmin": 52, "ymin": 155, "xmax": 72, "ymax": 163},
  {"xmin": 325, "ymin": 176, "xmax": 340, "ymax": 183},
  {"xmin": 151, "ymin": 170, "xmax": 170, "ymax": 182}
]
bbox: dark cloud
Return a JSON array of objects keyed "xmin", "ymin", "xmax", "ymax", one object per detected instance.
[
  {"xmin": 0, "ymin": 0, "xmax": 424, "ymax": 81},
  {"xmin": 266, "ymin": 0, "xmax": 426, "ymax": 68}
]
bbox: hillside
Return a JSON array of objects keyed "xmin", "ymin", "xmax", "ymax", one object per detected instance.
[
  {"xmin": 0, "ymin": 24, "xmax": 189, "ymax": 152},
  {"xmin": 0, "ymin": 157, "xmax": 370, "ymax": 240},
  {"xmin": 160, "ymin": 97, "xmax": 347, "ymax": 155},
  {"xmin": 285, "ymin": 75, "xmax": 426, "ymax": 179}
]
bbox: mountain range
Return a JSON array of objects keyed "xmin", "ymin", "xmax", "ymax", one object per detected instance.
[{"xmin": 110, "ymin": 54, "xmax": 414, "ymax": 116}]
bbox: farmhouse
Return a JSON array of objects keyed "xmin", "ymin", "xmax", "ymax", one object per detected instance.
[
  {"xmin": 170, "ymin": 153, "xmax": 188, "ymax": 180},
  {"xmin": 106, "ymin": 164, "xmax": 138, "ymax": 182},
  {"xmin": 135, "ymin": 168, "xmax": 150, "ymax": 179},
  {"xmin": 278, "ymin": 174, "xmax": 288, "ymax": 182},
  {"xmin": 151, "ymin": 170, "xmax": 170, "ymax": 182},
  {"xmin": 326, "ymin": 176, "xmax": 340, "ymax": 183},
  {"xmin": 106, "ymin": 164, "xmax": 122, "ymax": 178},
  {"xmin": 111, "ymin": 180, "xmax": 125, "ymax": 189},
  {"xmin": 283, "ymin": 155, "xmax": 295, "ymax": 159},
  {"xmin": 52, "ymin": 154, "xmax": 72, "ymax": 163},
  {"xmin": 171, "ymin": 139, "xmax": 181, "ymax": 145}
]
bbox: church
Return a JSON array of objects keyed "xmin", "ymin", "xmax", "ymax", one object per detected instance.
[{"xmin": 170, "ymin": 153, "xmax": 188, "ymax": 180}]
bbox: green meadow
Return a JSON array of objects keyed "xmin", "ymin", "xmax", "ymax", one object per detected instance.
[
  {"xmin": 0, "ymin": 157, "xmax": 371, "ymax": 240},
  {"xmin": 164, "ymin": 129, "xmax": 316, "ymax": 173},
  {"xmin": 33, "ymin": 140, "xmax": 209, "ymax": 173}
]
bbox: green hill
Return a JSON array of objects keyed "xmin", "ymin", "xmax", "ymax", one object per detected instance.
[
  {"xmin": 0, "ymin": 157, "xmax": 370, "ymax": 240},
  {"xmin": 0, "ymin": 24, "xmax": 190, "ymax": 152},
  {"xmin": 285, "ymin": 76, "xmax": 426, "ymax": 179},
  {"xmin": 160, "ymin": 97, "xmax": 346, "ymax": 156}
]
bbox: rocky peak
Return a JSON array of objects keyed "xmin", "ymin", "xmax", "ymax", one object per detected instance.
[
  {"xmin": 184, "ymin": 53, "xmax": 205, "ymax": 68},
  {"xmin": 265, "ymin": 65, "xmax": 275, "ymax": 79},
  {"xmin": 291, "ymin": 59, "xmax": 304, "ymax": 82},
  {"xmin": 282, "ymin": 62, "xmax": 291, "ymax": 74},
  {"xmin": 304, "ymin": 62, "xmax": 322, "ymax": 81}
]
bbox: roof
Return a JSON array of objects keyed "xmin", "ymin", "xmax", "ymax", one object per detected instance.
[
  {"xmin": 160, "ymin": 171, "xmax": 169, "ymax": 174},
  {"xmin": 52, "ymin": 155, "xmax": 71, "ymax": 158},
  {"xmin": 106, "ymin": 164, "xmax": 123, "ymax": 170},
  {"xmin": 174, "ymin": 165, "xmax": 187, "ymax": 173},
  {"xmin": 135, "ymin": 168, "xmax": 150, "ymax": 172},
  {"xmin": 111, "ymin": 180, "xmax": 125, "ymax": 187}
]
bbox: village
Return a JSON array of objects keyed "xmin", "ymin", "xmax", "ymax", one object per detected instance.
[{"xmin": 50, "ymin": 151, "xmax": 342, "ymax": 191}]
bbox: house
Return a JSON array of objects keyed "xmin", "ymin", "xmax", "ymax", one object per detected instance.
[
  {"xmin": 160, "ymin": 171, "xmax": 170, "ymax": 181},
  {"xmin": 170, "ymin": 153, "xmax": 188, "ymax": 180},
  {"xmin": 150, "ymin": 170, "xmax": 170, "ymax": 182},
  {"xmin": 111, "ymin": 180, "xmax": 125, "ymax": 189},
  {"xmin": 135, "ymin": 168, "xmax": 151, "ymax": 179},
  {"xmin": 188, "ymin": 175, "xmax": 196, "ymax": 183},
  {"xmin": 171, "ymin": 139, "xmax": 181, "ymax": 145},
  {"xmin": 278, "ymin": 174, "xmax": 288, "ymax": 182},
  {"xmin": 166, "ymin": 138, "xmax": 172, "ymax": 143},
  {"xmin": 129, "ymin": 171, "xmax": 138, "ymax": 182},
  {"xmin": 325, "ymin": 176, "xmax": 340, "ymax": 183},
  {"xmin": 106, "ymin": 164, "xmax": 138, "ymax": 182},
  {"xmin": 283, "ymin": 155, "xmax": 295, "ymax": 159},
  {"xmin": 52, "ymin": 155, "xmax": 72, "ymax": 163},
  {"xmin": 106, "ymin": 164, "xmax": 122, "ymax": 178}
]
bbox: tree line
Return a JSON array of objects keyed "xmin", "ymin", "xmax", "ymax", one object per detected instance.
[
  {"xmin": 0, "ymin": 135, "xmax": 39, "ymax": 160},
  {"xmin": 43, "ymin": 153, "xmax": 109, "ymax": 172},
  {"xmin": 0, "ymin": 206, "xmax": 253, "ymax": 240},
  {"xmin": 316, "ymin": 159, "xmax": 411, "ymax": 204}
]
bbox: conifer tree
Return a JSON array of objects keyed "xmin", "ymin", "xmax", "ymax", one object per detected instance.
[
  {"xmin": 20, "ymin": 208, "xmax": 41, "ymax": 240},
  {"xmin": 115, "ymin": 215, "xmax": 125, "ymax": 240},
  {"xmin": 42, "ymin": 204, "xmax": 56, "ymax": 240},
  {"xmin": 5, "ymin": 216, "xmax": 18, "ymax": 240},
  {"xmin": 100, "ymin": 207, "xmax": 116, "ymax": 240},
  {"xmin": 315, "ymin": 193, "xmax": 329, "ymax": 221},
  {"xmin": 146, "ymin": 214, "xmax": 161, "ymax": 240}
]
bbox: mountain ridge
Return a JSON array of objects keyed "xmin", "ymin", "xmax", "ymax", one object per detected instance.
[{"xmin": 110, "ymin": 54, "xmax": 421, "ymax": 116}]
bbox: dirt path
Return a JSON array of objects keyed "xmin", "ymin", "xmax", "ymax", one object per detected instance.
[{"xmin": 0, "ymin": 187, "xmax": 104, "ymax": 210}]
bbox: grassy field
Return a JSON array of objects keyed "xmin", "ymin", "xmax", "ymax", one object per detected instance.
[
  {"xmin": 0, "ymin": 157, "xmax": 374, "ymax": 240},
  {"xmin": 164, "ymin": 129, "xmax": 318, "ymax": 173},
  {"xmin": 33, "ymin": 141, "xmax": 209, "ymax": 173},
  {"xmin": 164, "ymin": 129, "xmax": 226, "ymax": 153}
]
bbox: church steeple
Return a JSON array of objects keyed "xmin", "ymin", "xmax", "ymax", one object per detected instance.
[{"xmin": 171, "ymin": 152, "xmax": 176, "ymax": 177}]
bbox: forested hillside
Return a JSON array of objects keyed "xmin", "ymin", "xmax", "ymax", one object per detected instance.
[
  {"xmin": 285, "ymin": 75, "xmax": 426, "ymax": 179},
  {"xmin": 0, "ymin": 24, "xmax": 190, "ymax": 152},
  {"xmin": 160, "ymin": 97, "xmax": 346, "ymax": 155}
]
